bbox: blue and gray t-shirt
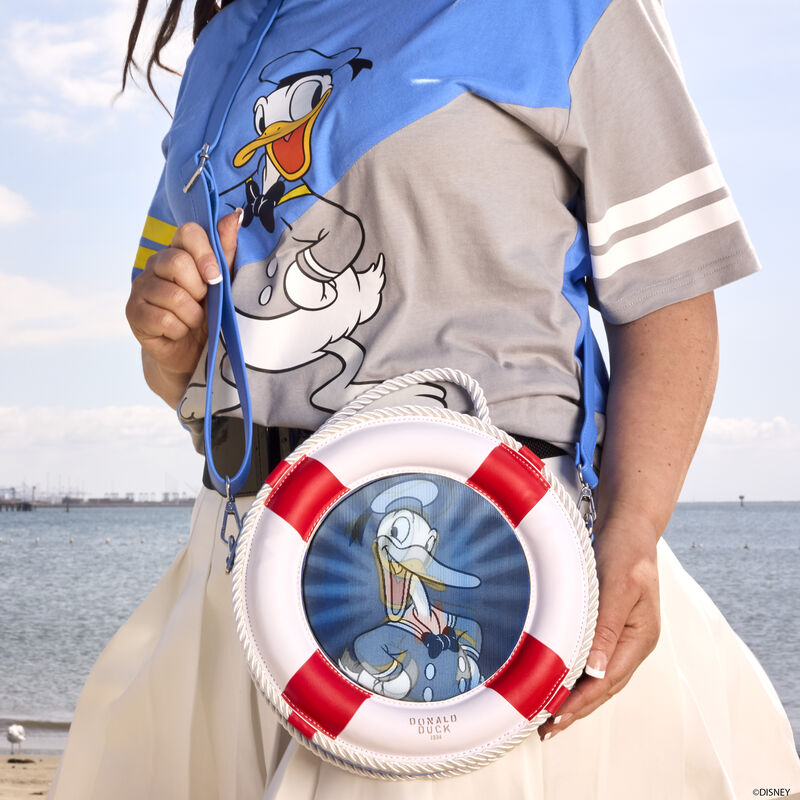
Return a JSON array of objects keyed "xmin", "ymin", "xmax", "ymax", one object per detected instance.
[{"xmin": 132, "ymin": 0, "xmax": 759, "ymax": 451}]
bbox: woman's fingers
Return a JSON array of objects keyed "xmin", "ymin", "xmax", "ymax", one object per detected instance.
[
  {"xmin": 128, "ymin": 298, "xmax": 192, "ymax": 342},
  {"xmin": 537, "ymin": 523, "xmax": 660, "ymax": 741},
  {"xmin": 538, "ymin": 584, "xmax": 659, "ymax": 739},
  {"xmin": 128, "ymin": 212, "xmax": 242, "ymax": 342},
  {"xmin": 163, "ymin": 212, "xmax": 242, "ymax": 287},
  {"xmin": 127, "ymin": 255, "xmax": 206, "ymax": 344},
  {"xmin": 125, "ymin": 213, "xmax": 242, "ymax": 405},
  {"xmin": 536, "ymin": 605, "xmax": 631, "ymax": 739},
  {"xmin": 170, "ymin": 221, "xmax": 222, "ymax": 285},
  {"xmin": 583, "ymin": 554, "xmax": 644, "ymax": 679},
  {"xmin": 129, "ymin": 278, "xmax": 206, "ymax": 340},
  {"xmin": 126, "ymin": 212, "xmax": 242, "ymax": 390},
  {"xmin": 217, "ymin": 208, "xmax": 243, "ymax": 274},
  {"xmin": 147, "ymin": 246, "xmax": 209, "ymax": 301}
]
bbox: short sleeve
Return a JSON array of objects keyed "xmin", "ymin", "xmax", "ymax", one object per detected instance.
[
  {"xmin": 131, "ymin": 137, "xmax": 178, "ymax": 282},
  {"xmin": 557, "ymin": 0, "xmax": 760, "ymax": 324}
]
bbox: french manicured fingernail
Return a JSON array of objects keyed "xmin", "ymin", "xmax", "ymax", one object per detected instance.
[
  {"xmin": 235, "ymin": 207, "xmax": 244, "ymax": 227},
  {"xmin": 542, "ymin": 732, "xmax": 554, "ymax": 741},
  {"xmin": 203, "ymin": 256, "xmax": 222, "ymax": 284},
  {"xmin": 585, "ymin": 651, "xmax": 607, "ymax": 679},
  {"xmin": 553, "ymin": 713, "xmax": 572, "ymax": 726}
]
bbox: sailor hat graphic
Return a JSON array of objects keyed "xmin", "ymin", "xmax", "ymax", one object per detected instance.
[{"xmin": 258, "ymin": 47, "xmax": 372, "ymax": 85}]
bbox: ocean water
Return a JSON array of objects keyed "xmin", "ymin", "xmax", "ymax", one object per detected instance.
[{"xmin": 0, "ymin": 502, "xmax": 798, "ymax": 754}]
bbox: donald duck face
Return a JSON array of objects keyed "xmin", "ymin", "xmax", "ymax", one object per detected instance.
[
  {"xmin": 375, "ymin": 508, "xmax": 442, "ymax": 619},
  {"xmin": 232, "ymin": 47, "xmax": 372, "ymax": 183},
  {"xmin": 370, "ymin": 479, "xmax": 480, "ymax": 622},
  {"xmin": 233, "ymin": 71, "xmax": 333, "ymax": 181}
]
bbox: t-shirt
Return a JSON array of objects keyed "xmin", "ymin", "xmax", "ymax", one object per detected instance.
[{"xmin": 132, "ymin": 0, "xmax": 759, "ymax": 454}]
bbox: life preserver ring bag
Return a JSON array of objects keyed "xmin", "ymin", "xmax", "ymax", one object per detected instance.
[{"xmin": 232, "ymin": 370, "xmax": 598, "ymax": 779}]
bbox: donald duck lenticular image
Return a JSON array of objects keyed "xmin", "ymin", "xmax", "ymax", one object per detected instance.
[{"xmin": 339, "ymin": 479, "xmax": 483, "ymax": 703}]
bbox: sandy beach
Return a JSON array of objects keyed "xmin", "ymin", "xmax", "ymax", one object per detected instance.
[{"xmin": 0, "ymin": 757, "xmax": 58, "ymax": 800}]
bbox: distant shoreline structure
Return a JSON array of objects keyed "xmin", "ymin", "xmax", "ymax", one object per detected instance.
[{"xmin": 1, "ymin": 498, "xmax": 195, "ymax": 510}]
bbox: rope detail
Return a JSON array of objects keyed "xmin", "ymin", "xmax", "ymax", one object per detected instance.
[{"xmin": 322, "ymin": 368, "xmax": 491, "ymax": 428}]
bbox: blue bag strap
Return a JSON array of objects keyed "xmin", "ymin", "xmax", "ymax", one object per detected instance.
[
  {"xmin": 561, "ymin": 216, "xmax": 609, "ymax": 493},
  {"xmin": 198, "ymin": 161, "xmax": 253, "ymax": 498},
  {"xmin": 183, "ymin": 0, "xmax": 284, "ymax": 497},
  {"xmin": 576, "ymin": 329, "xmax": 603, "ymax": 489}
]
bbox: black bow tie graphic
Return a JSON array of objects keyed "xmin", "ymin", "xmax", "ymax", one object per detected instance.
[
  {"xmin": 242, "ymin": 178, "xmax": 285, "ymax": 233},
  {"xmin": 422, "ymin": 628, "xmax": 459, "ymax": 659}
]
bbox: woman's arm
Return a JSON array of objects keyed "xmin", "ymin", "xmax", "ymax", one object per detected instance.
[
  {"xmin": 539, "ymin": 291, "xmax": 719, "ymax": 738},
  {"xmin": 125, "ymin": 211, "xmax": 241, "ymax": 408}
]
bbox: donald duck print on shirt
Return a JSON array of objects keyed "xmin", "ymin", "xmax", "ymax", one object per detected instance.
[{"xmin": 171, "ymin": 46, "xmax": 447, "ymax": 425}]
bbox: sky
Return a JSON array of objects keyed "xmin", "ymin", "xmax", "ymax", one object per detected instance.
[{"xmin": 0, "ymin": 0, "xmax": 798, "ymax": 500}]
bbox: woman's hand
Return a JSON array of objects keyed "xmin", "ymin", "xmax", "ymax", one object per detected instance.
[
  {"xmin": 125, "ymin": 210, "xmax": 242, "ymax": 408},
  {"xmin": 538, "ymin": 291, "xmax": 719, "ymax": 740},
  {"xmin": 537, "ymin": 511, "xmax": 660, "ymax": 739}
]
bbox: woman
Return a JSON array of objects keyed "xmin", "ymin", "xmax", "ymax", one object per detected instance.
[{"xmin": 49, "ymin": 0, "xmax": 800, "ymax": 797}]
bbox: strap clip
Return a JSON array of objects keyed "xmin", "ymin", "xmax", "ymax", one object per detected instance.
[
  {"xmin": 577, "ymin": 465, "xmax": 597, "ymax": 540},
  {"xmin": 220, "ymin": 477, "xmax": 243, "ymax": 573}
]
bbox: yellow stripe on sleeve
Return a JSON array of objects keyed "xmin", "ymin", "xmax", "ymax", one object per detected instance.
[
  {"xmin": 134, "ymin": 245, "xmax": 157, "ymax": 272},
  {"xmin": 141, "ymin": 215, "xmax": 178, "ymax": 246}
]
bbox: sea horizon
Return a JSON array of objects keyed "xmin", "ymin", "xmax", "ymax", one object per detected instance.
[{"xmin": 2, "ymin": 501, "xmax": 798, "ymax": 755}]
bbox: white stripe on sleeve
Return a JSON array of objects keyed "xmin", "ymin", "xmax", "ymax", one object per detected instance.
[
  {"xmin": 587, "ymin": 164, "xmax": 726, "ymax": 249},
  {"xmin": 590, "ymin": 195, "xmax": 741, "ymax": 280}
]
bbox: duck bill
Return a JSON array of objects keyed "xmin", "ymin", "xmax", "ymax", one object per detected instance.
[
  {"xmin": 232, "ymin": 88, "xmax": 332, "ymax": 179},
  {"xmin": 373, "ymin": 539, "xmax": 411, "ymax": 621},
  {"xmin": 373, "ymin": 540, "xmax": 480, "ymax": 619},
  {"xmin": 400, "ymin": 544, "xmax": 481, "ymax": 590}
]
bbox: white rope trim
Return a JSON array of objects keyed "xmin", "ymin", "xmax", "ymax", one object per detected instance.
[
  {"xmin": 323, "ymin": 367, "xmax": 491, "ymax": 428},
  {"xmin": 232, "ymin": 393, "xmax": 598, "ymax": 779}
]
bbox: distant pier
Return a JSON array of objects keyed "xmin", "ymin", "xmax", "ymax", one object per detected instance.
[
  {"xmin": 1, "ymin": 486, "xmax": 195, "ymax": 510},
  {"xmin": 0, "ymin": 499, "xmax": 33, "ymax": 511}
]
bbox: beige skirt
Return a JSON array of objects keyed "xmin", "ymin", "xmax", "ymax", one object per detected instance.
[{"xmin": 48, "ymin": 460, "xmax": 800, "ymax": 799}]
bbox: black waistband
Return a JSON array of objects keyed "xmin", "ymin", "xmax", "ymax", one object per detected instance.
[{"xmin": 201, "ymin": 418, "xmax": 567, "ymax": 495}]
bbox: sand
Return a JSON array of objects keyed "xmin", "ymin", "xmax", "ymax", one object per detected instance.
[{"xmin": 0, "ymin": 757, "xmax": 58, "ymax": 800}]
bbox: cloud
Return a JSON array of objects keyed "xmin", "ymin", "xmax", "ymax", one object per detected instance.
[
  {"xmin": 2, "ymin": 2, "xmax": 192, "ymax": 137},
  {"xmin": 0, "ymin": 405, "xmax": 186, "ymax": 450},
  {"xmin": 0, "ymin": 185, "xmax": 34, "ymax": 226},
  {"xmin": 0, "ymin": 404, "xmax": 204, "ymax": 496},
  {"xmin": 12, "ymin": 109, "xmax": 74, "ymax": 140},
  {"xmin": 0, "ymin": 272, "xmax": 129, "ymax": 346},
  {"xmin": 681, "ymin": 415, "xmax": 800, "ymax": 501},
  {"xmin": 701, "ymin": 416, "xmax": 798, "ymax": 446}
]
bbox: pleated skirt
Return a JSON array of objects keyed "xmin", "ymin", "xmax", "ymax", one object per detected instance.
[{"xmin": 48, "ymin": 458, "xmax": 800, "ymax": 799}]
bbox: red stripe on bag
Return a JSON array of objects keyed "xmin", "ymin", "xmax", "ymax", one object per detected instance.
[
  {"xmin": 282, "ymin": 651, "xmax": 370, "ymax": 739},
  {"xmin": 287, "ymin": 711, "xmax": 317, "ymax": 740},
  {"xmin": 466, "ymin": 445, "xmax": 548, "ymax": 528},
  {"xmin": 545, "ymin": 684, "xmax": 570, "ymax": 715},
  {"xmin": 518, "ymin": 445, "xmax": 545, "ymax": 471},
  {"xmin": 485, "ymin": 633, "xmax": 568, "ymax": 720},
  {"xmin": 264, "ymin": 459, "xmax": 292, "ymax": 493},
  {"xmin": 265, "ymin": 457, "xmax": 348, "ymax": 541}
]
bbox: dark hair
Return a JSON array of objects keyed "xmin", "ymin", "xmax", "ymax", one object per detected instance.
[{"xmin": 121, "ymin": 0, "xmax": 238, "ymax": 110}]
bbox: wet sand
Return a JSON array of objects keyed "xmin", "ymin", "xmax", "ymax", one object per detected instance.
[{"xmin": 0, "ymin": 756, "xmax": 58, "ymax": 800}]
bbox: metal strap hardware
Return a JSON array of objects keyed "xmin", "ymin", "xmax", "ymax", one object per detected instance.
[
  {"xmin": 220, "ymin": 478, "xmax": 245, "ymax": 573},
  {"xmin": 577, "ymin": 466, "xmax": 597, "ymax": 539}
]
